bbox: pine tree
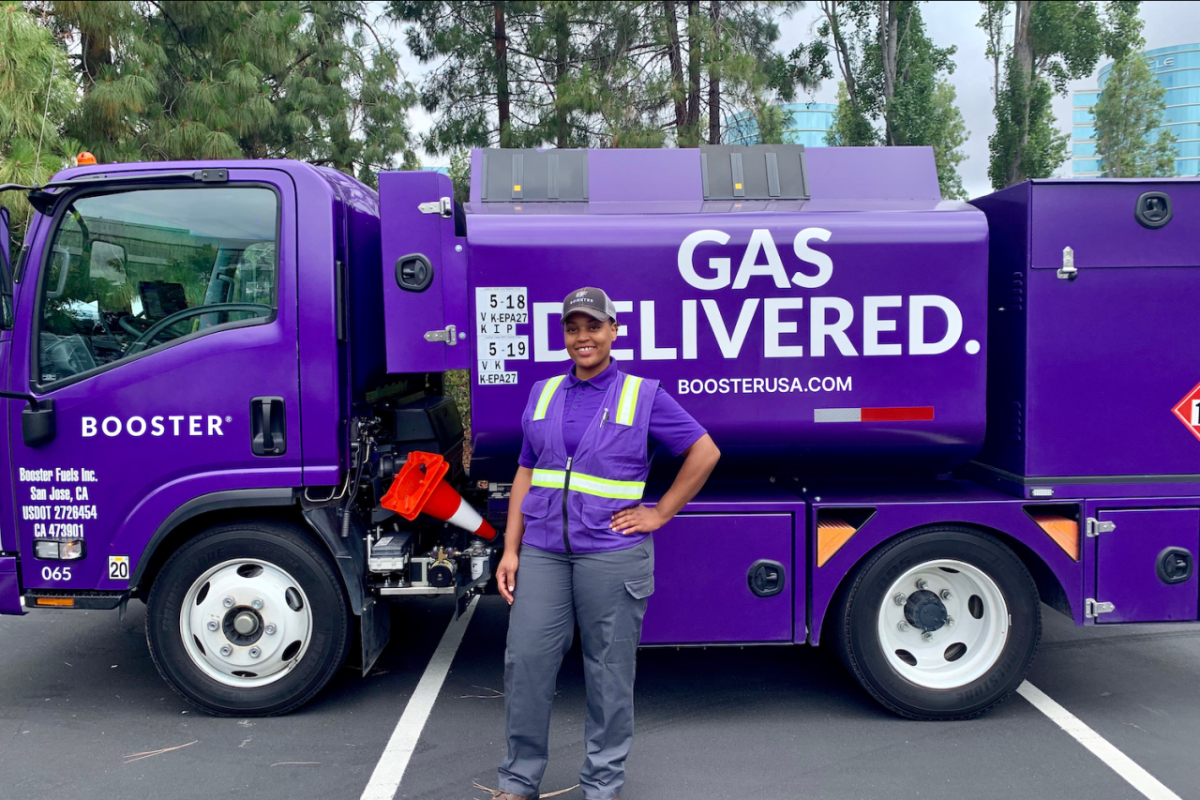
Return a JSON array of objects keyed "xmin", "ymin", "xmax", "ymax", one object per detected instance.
[
  {"xmin": 0, "ymin": 1, "xmax": 78, "ymax": 238},
  {"xmin": 43, "ymin": 1, "xmax": 417, "ymax": 185},
  {"xmin": 1093, "ymin": 53, "xmax": 1177, "ymax": 177}
]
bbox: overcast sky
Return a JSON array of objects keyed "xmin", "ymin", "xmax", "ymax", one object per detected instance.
[{"xmin": 389, "ymin": 1, "xmax": 1200, "ymax": 199}]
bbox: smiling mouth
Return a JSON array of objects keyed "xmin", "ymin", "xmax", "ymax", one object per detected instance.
[{"xmin": 576, "ymin": 346, "xmax": 596, "ymax": 355}]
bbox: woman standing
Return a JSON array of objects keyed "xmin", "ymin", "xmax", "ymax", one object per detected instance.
[{"xmin": 493, "ymin": 287, "xmax": 720, "ymax": 800}]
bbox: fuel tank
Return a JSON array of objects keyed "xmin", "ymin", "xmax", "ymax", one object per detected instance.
[{"xmin": 414, "ymin": 147, "xmax": 986, "ymax": 481}]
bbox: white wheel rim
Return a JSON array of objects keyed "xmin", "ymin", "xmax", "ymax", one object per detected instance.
[
  {"xmin": 876, "ymin": 558, "xmax": 1009, "ymax": 689},
  {"xmin": 179, "ymin": 558, "xmax": 313, "ymax": 688}
]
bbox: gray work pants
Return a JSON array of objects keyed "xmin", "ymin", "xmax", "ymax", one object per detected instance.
[{"xmin": 497, "ymin": 538, "xmax": 654, "ymax": 800}]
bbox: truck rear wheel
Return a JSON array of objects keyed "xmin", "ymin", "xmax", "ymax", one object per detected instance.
[
  {"xmin": 834, "ymin": 526, "xmax": 1041, "ymax": 720},
  {"xmin": 146, "ymin": 519, "xmax": 351, "ymax": 716}
]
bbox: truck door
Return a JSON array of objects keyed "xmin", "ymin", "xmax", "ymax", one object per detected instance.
[
  {"xmin": 1093, "ymin": 508, "xmax": 1199, "ymax": 623},
  {"xmin": 378, "ymin": 171, "xmax": 468, "ymax": 373},
  {"xmin": 7, "ymin": 171, "xmax": 301, "ymax": 596}
]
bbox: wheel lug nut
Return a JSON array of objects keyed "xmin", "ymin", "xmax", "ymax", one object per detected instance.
[
  {"xmin": 265, "ymin": 623, "xmax": 277, "ymax": 635},
  {"xmin": 921, "ymin": 631, "xmax": 932, "ymax": 642},
  {"xmin": 940, "ymin": 589, "xmax": 952, "ymax": 600},
  {"xmin": 223, "ymin": 597, "xmax": 235, "ymax": 608},
  {"xmin": 916, "ymin": 579, "xmax": 928, "ymax": 590},
  {"xmin": 897, "ymin": 621, "xmax": 910, "ymax": 632},
  {"xmin": 893, "ymin": 593, "xmax": 907, "ymax": 606},
  {"xmin": 251, "ymin": 598, "xmax": 264, "ymax": 610},
  {"xmin": 206, "ymin": 620, "xmax": 219, "ymax": 631},
  {"xmin": 219, "ymin": 645, "xmax": 233, "ymax": 657},
  {"xmin": 946, "ymin": 616, "xmax": 955, "ymax": 627},
  {"xmin": 249, "ymin": 647, "xmax": 261, "ymax": 659}
]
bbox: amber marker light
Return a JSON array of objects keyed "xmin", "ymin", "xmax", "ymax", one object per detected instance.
[
  {"xmin": 76, "ymin": 151, "xmax": 98, "ymax": 165},
  {"xmin": 35, "ymin": 597, "xmax": 74, "ymax": 607}
]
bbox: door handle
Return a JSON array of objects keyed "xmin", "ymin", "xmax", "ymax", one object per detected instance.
[{"xmin": 251, "ymin": 396, "xmax": 286, "ymax": 456}]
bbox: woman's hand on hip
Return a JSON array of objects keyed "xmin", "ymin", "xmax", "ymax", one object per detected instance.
[
  {"xmin": 496, "ymin": 551, "xmax": 519, "ymax": 605},
  {"xmin": 610, "ymin": 504, "xmax": 667, "ymax": 535}
]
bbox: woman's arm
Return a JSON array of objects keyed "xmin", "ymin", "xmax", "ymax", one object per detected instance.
[
  {"xmin": 610, "ymin": 434, "xmax": 720, "ymax": 534},
  {"xmin": 496, "ymin": 466, "xmax": 533, "ymax": 604}
]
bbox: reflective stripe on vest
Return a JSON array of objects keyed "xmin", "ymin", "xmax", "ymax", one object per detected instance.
[
  {"xmin": 615, "ymin": 375, "xmax": 643, "ymax": 426},
  {"xmin": 531, "ymin": 468, "xmax": 645, "ymax": 501},
  {"xmin": 533, "ymin": 375, "xmax": 566, "ymax": 421}
]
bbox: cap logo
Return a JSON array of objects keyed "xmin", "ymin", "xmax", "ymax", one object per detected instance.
[{"xmin": 576, "ymin": 290, "xmax": 588, "ymax": 298}]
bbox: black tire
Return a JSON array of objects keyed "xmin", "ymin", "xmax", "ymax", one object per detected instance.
[
  {"xmin": 146, "ymin": 519, "xmax": 351, "ymax": 716},
  {"xmin": 834, "ymin": 526, "xmax": 1041, "ymax": 720}
]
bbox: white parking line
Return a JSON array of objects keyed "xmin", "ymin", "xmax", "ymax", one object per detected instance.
[
  {"xmin": 1017, "ymin": 681, "xmax": 1182, "ymax": 800},
  {"xmin": 360, "ymin": 596, "xmax": 480, "ymax": 800}
]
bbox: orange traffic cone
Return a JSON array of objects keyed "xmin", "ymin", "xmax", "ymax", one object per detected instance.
[{"xmin": 381, "ymin": 452, "xmax": 496, "ymax": 540}]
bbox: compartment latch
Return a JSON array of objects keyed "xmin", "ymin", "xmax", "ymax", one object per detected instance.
[
  {"xmin": 1057, "ymin": 246, "xmax": 1077, "ymax": 280},
  {"xmin": 418, "ymin": 197, "xmax": 453, "ymax": 218},
  {"xmin": 1086, "ymin": 517, "xmax": 1116, "ymax": 537},
  {"xmin": 1085, "ymin": 598, "xmax": 1115, "ymax": 618},
  {"xmin": 424, "ymin": 324, "xmax": 457, "ymax": 345}
]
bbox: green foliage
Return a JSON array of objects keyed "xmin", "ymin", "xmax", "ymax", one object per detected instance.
[
  {"xmin": 984, "ymin": 0, "xmax": 1144, "ymax": 189},
  {"xmin": 1093, "ymin": 54, "xmax": 1177, "ymax": 177},
  {"xmin": 825, "ymin": 82, "xmax": 875, "ymax": 145},
  {"xmin": 0, "ymin": 2, "xmax": 78, "ymax": 239},
  {"xmin": 44, "ymin": 1, "xmax": 417, "ymax": 185},
  {"xmin": 448, "ymin": 150, "xmax": 472, "ymax": 205},
  {"xmin": 819, "ymin": 2, "xmax": 967, "ymax": 198},
  {"xmin": 395, "ymin": 1, "xmax": 827, "ymax": 151}
]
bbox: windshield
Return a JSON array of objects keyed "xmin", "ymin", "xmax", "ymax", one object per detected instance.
[{"xmin": 38, "ymin": 186, "xmax": 278, "ymax": 384}]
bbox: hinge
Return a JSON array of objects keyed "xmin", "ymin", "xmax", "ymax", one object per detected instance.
[
  {"xmin": 1058, "ymin": 246, "xmax": 1078, "ymax": 280},
  {"xmin": 1086, "ymin": 517, "xmax": 1116, "ymax": 537},
  {"xmin": 418, "ymin": 197, "xmax": 453, "ymax": 218},
  {"xmin": 423, "ymin": 324, "xmax": 457, "ymax": 345},
  {"xmin": 1085, "ymin": 598, "xmax": 1115, "ymax": 618}
]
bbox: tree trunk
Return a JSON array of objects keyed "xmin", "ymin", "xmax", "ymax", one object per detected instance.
[
  {"xmin": 664, "ymin": 0, "xmax": 688, "ymax": 138},
  {"xmin": 879, "ymin": 0, "xmax": 901, "ymax": 145},
  {"xmin": 821, "ymin": 1, "xmax": 858, "ymax": 106},
  {"xmin": 685, "ymin": 0, "xmax": 701, "ymax": 146},
  {"xmin": 494, "ymin": 1, "xmax": 511, "ymax": 147},
  {"xmin": 1007, "ymin": 0, "xmax": 1035, "ymax": 186},
  {"xmin": 553, "ymin": 3, "xmax": 570, "ymax": 148},
  {"xmin": 708, "ymin": 0, "xmax": 721, "ymax": 144}
]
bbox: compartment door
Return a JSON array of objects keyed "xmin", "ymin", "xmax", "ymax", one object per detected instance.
[
  {"xmin": 378, "ymin": 171, "xmax": 467, "ymax": 373},
  {"xmin": 1095, "ymin": 508, "xmax": 1198, "ymax": 623},
  {"xmin": 642, "ymin": 513, "xmax": 793, "ymax": 644}
]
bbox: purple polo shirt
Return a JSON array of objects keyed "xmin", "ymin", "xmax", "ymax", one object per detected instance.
[{"xmin": 519, "ymin": 359, "xmax": 707, "ymax": 467}]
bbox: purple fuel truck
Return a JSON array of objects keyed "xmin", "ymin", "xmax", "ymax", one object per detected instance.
[{"xmin": 0, "ymin": 145, "xmax": 1195, "ymax": 720}]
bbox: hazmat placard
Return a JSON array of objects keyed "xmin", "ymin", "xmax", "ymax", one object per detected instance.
[{"xmin": 1172, "ymin": 381, "xmax": 1200, "ymax": 443}]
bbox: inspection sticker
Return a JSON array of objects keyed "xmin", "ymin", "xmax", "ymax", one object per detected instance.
[
  {"xmin": 476, "ymin": 287, "xmax": 529, "ymax": 385},
  {"xmin": 108, "ymin": 555, "xmax": 130, "ymax": 581},
  {"xmin": 1171, "ymin": 381, "xmax": 1200, "ymax": 443}
]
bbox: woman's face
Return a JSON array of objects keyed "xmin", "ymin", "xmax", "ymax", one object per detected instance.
[{"xmin": 563, "ymin": 312, "xmax": 619, "ymax": 372}]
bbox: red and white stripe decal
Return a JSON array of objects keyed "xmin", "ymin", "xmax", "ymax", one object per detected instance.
[{"xmin": 814, "ymin": 406, "xmax": 934, "ymax": 422}]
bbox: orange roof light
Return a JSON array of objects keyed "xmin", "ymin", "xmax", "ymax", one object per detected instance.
[{"xmin": 76, "ymin": 152, "xmax": 97, "ymax": 166}]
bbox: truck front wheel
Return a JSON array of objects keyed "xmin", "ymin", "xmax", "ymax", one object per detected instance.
[
  {"xmin": 146, "ymin": 519, "xmax": 351, "ymax": 716},
  {"xmin": 834, "ymin": 526, "xmax": 1041, "ymax": 720}
]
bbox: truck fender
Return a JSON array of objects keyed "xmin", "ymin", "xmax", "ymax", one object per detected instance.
[
  {"xmin": 299, "ymin": 505, "xmax": 368, "ymax": 616},
  {"xmin": 131, "ymin": 488, "xmax": 295, "ymax": 591}
]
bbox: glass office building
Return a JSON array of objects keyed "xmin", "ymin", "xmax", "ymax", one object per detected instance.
[
  {"xmin": 1072, "ymin": 43, "xmax": 1200, "ymax": 177},
  {"xmin": 723, "ymin": 103, "xmax": 836, "ymax": 147}
]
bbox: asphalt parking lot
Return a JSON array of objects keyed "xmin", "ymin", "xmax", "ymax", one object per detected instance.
[{"xmin": 0, "ymin": 597, "xmax": 1196, "ymax": 800}]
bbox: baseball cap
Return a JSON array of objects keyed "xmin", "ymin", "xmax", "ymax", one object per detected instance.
[{"xmin": 561, "ymin": 287, "xmax": 617, "ymax": 323}]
